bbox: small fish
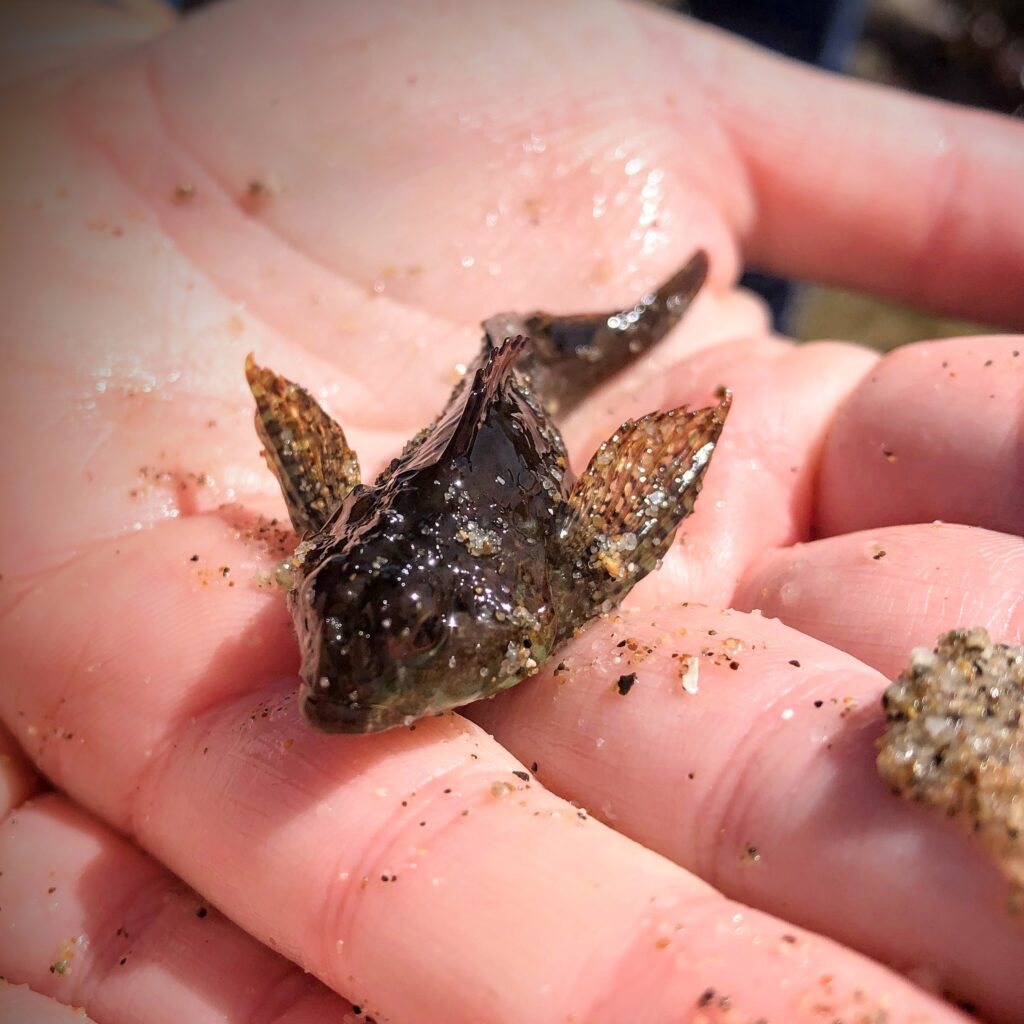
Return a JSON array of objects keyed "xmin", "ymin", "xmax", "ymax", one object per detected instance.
[{"xmin": 247, "ymin": 252, "xmax": 729, "ymax": 732}]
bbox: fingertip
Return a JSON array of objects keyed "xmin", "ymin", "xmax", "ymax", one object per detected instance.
[
  {"xmin": 816, "ymin": 336, "xmax": 1024, "ymax": 538},
  {"xmin": 734, "ymin": 523, "xmax": 1024, "ymax": 678}
]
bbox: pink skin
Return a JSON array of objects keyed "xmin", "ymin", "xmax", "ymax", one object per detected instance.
[
  {"xmin": 467, "ymin": 605, "xmax": 1024, "ymax": 1015},
  {"xmin": 1, "ymin": 1, "xmax": 1023, "ymax": 1022},
  {"xmin": 0, "ymin": 794, "xmax": 353, "ymax": 1024},
  {"xmin": 0, "ymin": 983, "xmax": 100, "ymax": 1024},
  {"xmin": 734, "ymin": 523, "xmax": 1024, "ymax": 679},
  {"xmin": 638, "ymin": 10, "xmax": 1024, "ymax": 329},
  {"xmin": 0, "ymin": 520, "xmax": 969, "ymax": 1024},
  {"xmin": 815, "ymin": 337, "xmax": 1024, "ymax": 538},
  {"xmin": 0, "ymin": 722, "xmax": 39, "ymax": 818}
]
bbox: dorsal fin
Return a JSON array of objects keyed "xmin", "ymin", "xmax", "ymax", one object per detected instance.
[{"xmin": 442, "ymin": 335, "xmax": 528, "ymax": 461}]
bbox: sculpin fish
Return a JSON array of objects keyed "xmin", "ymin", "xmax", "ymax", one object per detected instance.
[{"xmin": 247, "ymin": 251, "xmax": 730, "ymax": 732}]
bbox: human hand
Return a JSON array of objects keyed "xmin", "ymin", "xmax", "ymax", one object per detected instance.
[{"xmin": 1, "ymin": 2, "xmax": 1022, "ymax": 1023}]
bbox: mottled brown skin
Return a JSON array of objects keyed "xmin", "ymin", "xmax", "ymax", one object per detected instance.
[{"xmin": 247, "ymin": 251, "xmax": 730, "ymax": 733}]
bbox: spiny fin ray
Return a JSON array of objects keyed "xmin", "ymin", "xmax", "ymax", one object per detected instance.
[
  {"xmin": 246, "ymin": 355, "xmax": 360, "ymax": 535},
  {"xmin": 442, "ymin": 335, "xmax": 528, "ymax": 461},
  {"xmin": 558, "ymin": 390, "xmax": 731, "ymax": 615}
]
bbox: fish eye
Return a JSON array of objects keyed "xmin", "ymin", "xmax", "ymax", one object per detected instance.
[
  {"xmin": 383, "ymin": 595, "xmax": 448, "ymax": 665},
  {"xmin": 412, "ymin": 614, "xmax": 443, "ymax": 650}
]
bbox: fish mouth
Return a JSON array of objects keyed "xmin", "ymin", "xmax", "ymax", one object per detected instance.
[
  {"xmin": 300, "ymin": 687, "xmax": 402, "ymax": 734},
  {"xmin": 300, "ymin": 688, "xmax": 373, "ymax": 733}
]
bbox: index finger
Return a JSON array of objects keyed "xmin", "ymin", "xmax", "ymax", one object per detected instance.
[{"xmin": 637, "ymin": 6, "xmax": 1024, "ymax": 328}]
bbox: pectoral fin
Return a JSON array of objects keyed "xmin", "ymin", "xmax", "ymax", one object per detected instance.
[
  {"xmin": 557, "ymin": 390, "xmax": 730, "ymax": 618},
  {"xmin": 246, "ymin": 356, "xmax": 360, "ymax": 535}
]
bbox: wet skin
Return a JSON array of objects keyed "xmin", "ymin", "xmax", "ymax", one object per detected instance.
[{"xmin": 247, "ymin": 251, "xmax": 729, "ymax": 732}]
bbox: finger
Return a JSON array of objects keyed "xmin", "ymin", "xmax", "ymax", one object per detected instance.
[
  {"xmin": 0, "ymin": 794, "xmax": 351, "ymax": 1024},
  {"xmin": 0, "ymin": 518, "xmax": 969, "ymax": 1024},
  {"xmin": 636, "ymin": 7, "xmax": 1024, "ymax": 328},
  {"xmin": 466, "ymin": 603, "xmax": 1024, "ymax": 1022},
  {"xmin": 816, "ymin": 336, "xmax": 1024, "ymax": 538},
  {"xmin": 733, "ymin": 523, "xmax": 1024, "ymax": 678},
  {"xmin": 1, "ymin": 517, "xmax": 299, "ymax": 829},
  {"xmin": 0, "ymin": 983, "xmax": 98, "ymax": 1024},
  {"xmin": 561, "ymin": 336, "xmax": 876, "ymax": 606}
]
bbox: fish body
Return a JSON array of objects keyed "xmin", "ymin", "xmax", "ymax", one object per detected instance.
[{"xmin": 247, "ymin": 252, "xmax": 729, "ymax": 732}]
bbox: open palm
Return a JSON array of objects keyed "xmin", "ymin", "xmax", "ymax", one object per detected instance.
[{"xmin": 1, "ymin": 2, "xmax": 1023, "ymax": 1023}]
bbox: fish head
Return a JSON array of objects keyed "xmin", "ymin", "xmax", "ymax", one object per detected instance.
[{"xmin": 293, "ymin": 512, "xmax": 550, "ymax": 734}]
